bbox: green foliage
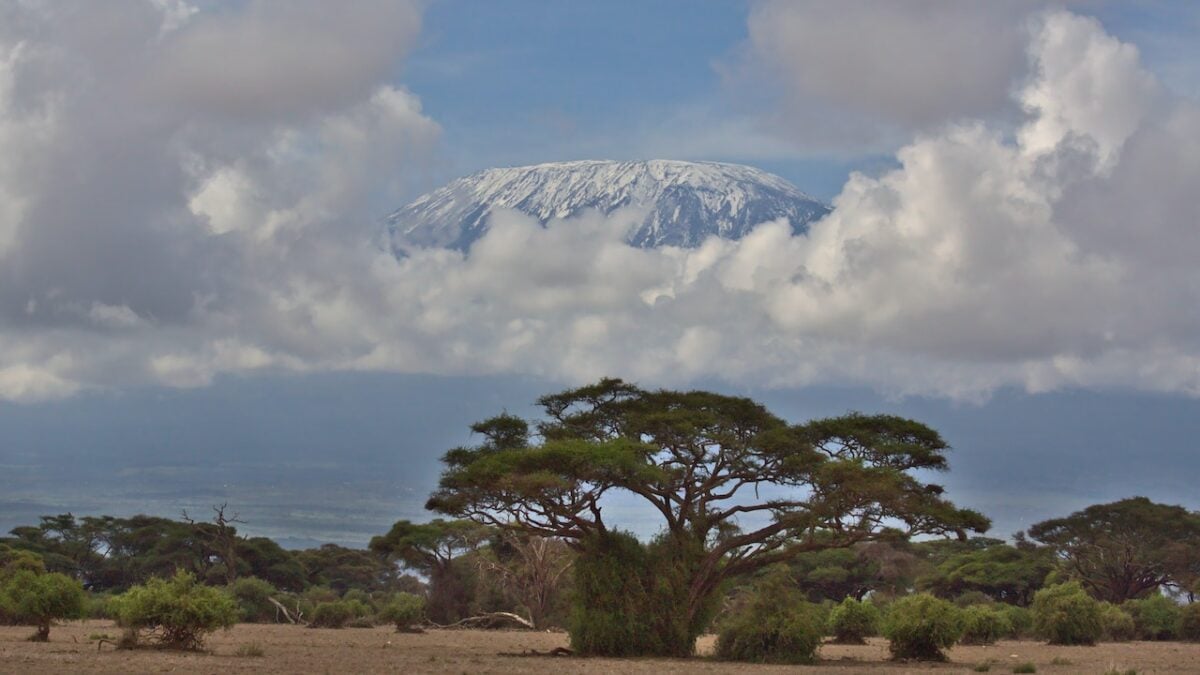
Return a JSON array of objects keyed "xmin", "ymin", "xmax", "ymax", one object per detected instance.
[
  {"xmin": 715, "ymin": 567, "xmax": 823, "ymax": 664},
  {"xmin": 921, "ymin": 540, "xmax": 1054, "ymax": 606},
  {"xmin": 428, "ymin": 379, "xmax": 989, "ymax": 657},
  {"xmin": 229, "ymin": 576, "xmax": 279, "ymax": 623},
  {"xmin": 827, "ymin": 597, "xmax": 880, "ymax": 644},
  {"xmin": 84, "ymin": 592, "xmax": 114, "ymax": 620},
  {"xmin": 1028, "ymin": 497, "xmax": 1200, "ymax": 603},
  {"xmin": 1031, "ymin": 582, "xmax": 1102, "ymax": 645},
  {"xmin": 960, "ymin": 605, "xmax": 1010, "ymax": 645},
  {"xmin": 309, "ymin": 601, "xmax": 355, "ymax": 629},
  {"xmin": 883, "ymin": 593, "xmax": 963, "ymax": 661},
  {"xmin": 1126, "ymin": 593, "xmax": 1180, "ymax": 640},
  {"xmin": 569, "ymin": 532, "xmax": 716, "ymax": 657},
  {"xmin": 294, "ymin": 544, "xmax": 398, "ymax": 594},
  {"xmin": 0, "ymin": 570, "xmax": 85, "ymax": 641},
  {"xmin": 1177, "ymin": 601, "xmax": 1200, "ymax": 642},
  {"xmin": 378, "ymin": 592, "xmax": 425, "ymax": 631},
  {"xmin": 110, "ymin": 570, "xmax": 238, "ymax": 650},
  {"xmin": 1012, "ymin": 662, "xmax": 1036, "ymax": 673},
  {"xmin": 1001, "ymin": 604, "xmax": 1034, "ymax": 638},
  {"xmin": 1098, "ymin": 602, "xmax": 1136, "ymax": 642}
]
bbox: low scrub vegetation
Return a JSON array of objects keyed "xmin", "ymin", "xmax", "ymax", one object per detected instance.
[
  {"xmin": 1031, "ymin": 582, "xmax": 1102, "ymax": 645},
  {"xmin": 827, "ymin": 597, "xmax": 880, "ymax": 644},
  {"xmin": 110, "ymin": 570, "xmax": 238, "ymax": 650},
  {"xmin": 882, "ymin": 593, "xmax": 963, "ymax": 661}
]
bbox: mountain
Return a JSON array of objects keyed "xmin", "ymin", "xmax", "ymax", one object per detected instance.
[{"xmin": 386, "ymin": 159, "xmax": 830, "ymax": 250}]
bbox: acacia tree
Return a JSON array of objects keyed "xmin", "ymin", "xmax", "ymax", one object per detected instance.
[
  {"xmin": 427, "ymin": 379, "xmax": 988, "ymax": 656},
  {"xmin": 369, "ymin": 519, "xmax": 492, "ymax": 623},
  {"xmin": 476, "ymin": 533, "xmax": 574, "ymax": 628},
  {"xmin": 1028, "ymin": 497, "xmax": 1200, "ymax": 603}
]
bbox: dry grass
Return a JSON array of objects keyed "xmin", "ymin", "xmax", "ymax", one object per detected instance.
[{"xmin": 1, "ymin": 621, "xmax": 1196, "ymax": 674}]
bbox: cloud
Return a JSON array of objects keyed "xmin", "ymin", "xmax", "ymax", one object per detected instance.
[
  {"xmin": 733, "ymin": 0, "xmax": 1040, "ymax": 152},
  {"xmin": 1, "ymin": 6, "xmax": 1199, "ymax": 403}
]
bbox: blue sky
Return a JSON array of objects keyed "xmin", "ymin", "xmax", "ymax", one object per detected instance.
[{"xmin": 1, "ymin": 1, "xmax": 1200, "ymax": 547}]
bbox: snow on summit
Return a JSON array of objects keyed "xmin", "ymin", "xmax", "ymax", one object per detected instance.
[{"xmin": 387, "ymin": 160, "xmax": 831, "ymax": 250}]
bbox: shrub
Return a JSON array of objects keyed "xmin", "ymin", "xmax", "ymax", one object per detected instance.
[
  {"xmin": 1098, "ymin": 602, "xmax": 1136, "ymax": 642},
  {"xmin": 1031, "ymin": 582, "xmax": 1102, "ymax": 645},
  {"xmin": 0, "ymin": 570, "xmax": 86, "ymax": 641},
  {"xmin": 961, "ymin": 605, "xmax": 1010, "ymax": 645},
  {"xmin": 110, "ymin": 570, "xmax": 238, "ymax": 650},
  {"xmin": 342, "ymin": 589, "xmax": 373, "ymax": 608},
  {"xmin": 309, "ymin": 601, "xmax": 355, "ymax": 629},
  {"xmin": 84, "ymin": 593, "xmax": 114, "ymax": 620},
  {"xmin": 1126, "ymin": 594, "xmax": 1179, "ymax": 641},
  {"xmin": 229, "ymin": 577, "xmax": 279, "ymax": 623},
  {"xmin": 1178, "ymin": 602, "xmax": 1200, "ymax": 642},
  {"xmin": 570, "ymin": 532, "xmax": 718, "ymax": 658},
  {"xmin": 715, "ymin": 566, "xmax": 823, "ymax": 664},
  {"xmin": 1012, "ymin": 662, "xmax": 1036, "ymax": 673},
  {"xmin": 828, "ymin": 597, "xmax": 880, "ymax": 644},
  {"xmin": 1001, "ymin": 605, "xmax": 1034, "ymax": 638},
  {"xmin": 378, "ymin": 593, "xmax": 425, "ymax": 632},
  {"xmin": 883, "ymin": 593, "xmax": 963, "ymax": 661},
  {"xmin": 954, "ymin": 591, "xmax": 995, "ymax": 608}
]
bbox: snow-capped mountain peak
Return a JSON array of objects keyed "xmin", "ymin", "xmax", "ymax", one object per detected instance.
[{"xmin": 387, "ymin": 159, "xmax": 830, "ymax": 250}]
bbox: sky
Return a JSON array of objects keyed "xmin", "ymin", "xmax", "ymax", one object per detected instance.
[{"xmin": 1, "ymin": 0, "xmax": 1200, "ymax": 546}]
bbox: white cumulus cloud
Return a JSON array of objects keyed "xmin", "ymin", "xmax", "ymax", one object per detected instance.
[{"xmin": 0, "ymin": 7, "xmax": 1198, "ymax": 403}]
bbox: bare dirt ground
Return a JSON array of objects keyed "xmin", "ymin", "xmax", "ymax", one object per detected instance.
[{"xmin": 2, "ymin": 621, "xmax": 1197, "ymax": 674}]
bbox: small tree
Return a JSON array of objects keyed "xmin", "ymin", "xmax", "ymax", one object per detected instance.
[
  {"xmin": 378, "ymin": 593, "xmax": 425, "ymax": 632},
  {"xmin": 1177, "ymin": 602, "xmax": 1200, "ymax": 642},
  {"xmin": 828, "ymin": 597, "xmax": 881, "ymax": 644},
  {"xmin": 1031, "ymin": 582, "xmax": 1102, "ymax": 645},
  {"xmin": 883, "ymin": 593, "xmax": 963, "ymax": 661},
  {"xmin": 228, "ymin": 576, "xmax": 279, "ymax": 623},
  {"xmin": 1098, "ymin": 602, "xmax": 1136, "ymax": 641},
  {"xmin": 715, "ymin": 567, "xmax": 824, "ymax": 664},
  {"xmin": 960, "ymin": 605, "xmax": 1009, "ymax": 645},
  {"xmin": 111, "ymin": 570, "xmax": 238, "ymax": 650},
  {"xmin": 0, "ymin": 570, "xmax": 85, "ymax": 641},
  {"xmin": 1126, "ymin": 593, "xmax": 1180, "ymax": 640},
  {"xmin": 309, "ymin": 601, "xmax": 355, "ymax": 629}
]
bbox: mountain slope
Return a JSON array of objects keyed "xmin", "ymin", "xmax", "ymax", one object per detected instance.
[{"xmin": 387, "ymin": 159, "xmax": 830, "ymax": 250}]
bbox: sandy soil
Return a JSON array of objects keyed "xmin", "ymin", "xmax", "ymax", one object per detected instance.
[{"xmin": 2, "ymin": 621, "xmax": 1196, "ymax": 674}]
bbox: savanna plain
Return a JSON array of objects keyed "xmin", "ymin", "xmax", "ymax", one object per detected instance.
[{"xmin": 2, "ymin": 622, "xmax": 1197, "ymax": 675}]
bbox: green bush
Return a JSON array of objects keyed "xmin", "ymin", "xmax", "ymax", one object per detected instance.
[
  {"xmin": 1031, "ymin": 582, "xmax": 1102, "ymax": 645},
  {"xmin": 883, "ymin": 593, "xmax": 963, "ymax": 661},
  {"xmin": 0, "ymin": 570, "xmax": 86, "ymax": 641},
  {"xmin": 954, "ymin": 591, "xmax": 995, "ymax": 608},
  {"xmin": 715, "ymin": 584, "xmax": 823, "ymax": 664},
  {"xmin": 84, "ymin": 593, "xmax": 114, "ymax": 620},
  {"xmin": 961, "ymin": 605, "xmax": 1010, "ymax": 645},
  {"xmin": 1001, "ymin": 605, "xmax": 1034, "ymax": 638},
  {"xmin": 1177, "ymin": 602, "xmax": 1200, "ymax": 642},
  {"xmin": 1098, "ymin": 602, "xmax": 1136, "ymax": 642},
  {"xmin": 110, "ymin": 570, "xmax": 238, "ymax": 650},
  {"xmin": 342, "ymin": 589, "xmax": 373, "ymax": 608},
  {"xmin": 378, "ymin": 593, "xmax": 425, "ymax": 632},
  {"xmin": 309, "ymin": 601, "xmax": 355, "ymax": 629},
  {"xmin": 827, "ymin": 597, "xmax": 880, "ymax": 644},
  {"xmin": 229, "ymin": 577, "xmax": 279, "ymax": 623},
  {"xmin": 569, "ymin": 532, "xmax": 717, "ymax": 657},
  {"xmin": 1012, "ymin": 662, "xmax": 1036, "ymax": 673},
  {"xmin": 1126, "ymin": 594, "xmax": 1179, "ymax": 641}
]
